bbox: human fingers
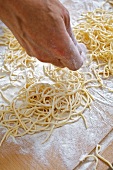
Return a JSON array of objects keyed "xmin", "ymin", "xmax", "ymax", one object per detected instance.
[
  {"xmin": 67, "ymin": 25, "xmax": 87, "ymax": 62},
  {"xmin": 77, "ymin": 43, "xmax": 87, "ymax": 61},
  {"xmin": 52, "ymin": 22, "xmax": 84, "ymax": 70},
  {"xmin": 63, "ymin": 9, "xmax": 86, "ymax": 62}
]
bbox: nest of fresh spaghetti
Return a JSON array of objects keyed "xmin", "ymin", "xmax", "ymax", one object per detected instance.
[{"xmin": 0, "ymin": 7, "xmax": 113, "ymax": 147}]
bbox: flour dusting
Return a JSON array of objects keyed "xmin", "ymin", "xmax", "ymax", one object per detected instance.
[{"xmin": 0, "ymin": 1, "xmax": 113, "ymax": 170}]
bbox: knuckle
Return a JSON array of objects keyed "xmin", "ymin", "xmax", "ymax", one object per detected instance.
[
  {"xmin": 64, "ymin": 8, "xmax": 70, "ymax": 19},
  {"xmin": 63, "ymin": 8, "xmax": 70, "ymax": 27},
  {"xmin": 64, "ymin": 7, "xmax": 70, "ymax": 17}
]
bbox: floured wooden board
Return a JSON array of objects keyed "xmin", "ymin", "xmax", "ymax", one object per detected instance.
[
  {"xmin": 0, "ymin": 0, "xmax": 113, "ymax": 170},
  {"xmin": 0, "ymin": 98, "xmax": 113, "ymax": 170}
]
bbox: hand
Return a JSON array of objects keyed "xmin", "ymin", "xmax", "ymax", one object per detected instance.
[{"xmin": 0, "ymin": 0, "xmax": 86, "ymax": 70}]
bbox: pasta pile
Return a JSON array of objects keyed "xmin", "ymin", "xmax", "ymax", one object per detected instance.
[
  {"xmin": 0, "ymin": 6, "xmax": 113, "ymax": 170},
  {"xmin": 0, "ymin": 27, "xmax": 95, "ymax": 145},
  {"xmin": 0, "ymin": 77, "xmax": 93, "ymax": 145},
  {"xmin": 73, "ymin": 8, "xmax": 113, "ymax": 79}
]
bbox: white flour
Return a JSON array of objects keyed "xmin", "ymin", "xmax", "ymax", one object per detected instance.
[{"xmin": 0, "ymin": 1, "xmax": 113, "ymax": 170}]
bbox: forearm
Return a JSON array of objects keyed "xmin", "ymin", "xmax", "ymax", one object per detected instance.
[
  {"xmin": 0, "ymin": 0, "xmax": 26, "ymax": 21},
  {"xmin": 0, "ymin": 0, "xmax": 13, "ymax": 25},
  {"xmin": 0, "ymin": 0, "xmax": 6, "ymax": 20}
]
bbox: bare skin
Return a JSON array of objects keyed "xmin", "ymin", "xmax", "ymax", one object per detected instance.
[{"xmin": 0, "ymin": 0, "xmax": 86, "ymax": 70}]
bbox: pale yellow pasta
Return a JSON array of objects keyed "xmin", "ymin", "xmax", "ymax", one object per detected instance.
[
  {"xmin": 0, "ymin": 8, "xmax": 112, "ymax": 147},
  {"xmin": 107, "ymin": 0, "xmax": 113, "ymax": 5},
  {"xmin": 0, "ymin": 27, "xmax": 95, "ymax": 144},
  {"xmin": 73, "ymin": 8, "xmax": 113, "ymax": 81},
  {"xmin": 0, "ymin": 79, "xmax": 93, "ymax": 145},
  {"xmin": 81, "ymin": 145, "xmax": 113, "ymax": 170},
  {"xmin": 0, "ymin": 28, "xmax": 37, "ymax": 83}
]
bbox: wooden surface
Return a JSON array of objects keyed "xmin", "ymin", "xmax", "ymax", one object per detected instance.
[
  {"xmin": 0, "ymin": 140, "xmax": 67, "ymax": 170},
  {"xmin": 75, "ymin": 129, "xmax": 113, "ymax": 170},
  {"xmin": 0, "ymin": 79, "xmax": 113, "ymax": 170},
  {"xmin": 0, "ymin": 130, "xmax": 113, "ymax": 170},
  {"xmin": 0, "ymin": 99, "xmax": 113, "ymax": 170},
  {"xmin": 0, "ymin": 1, "xmax": 113, "ymax": 170}
]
